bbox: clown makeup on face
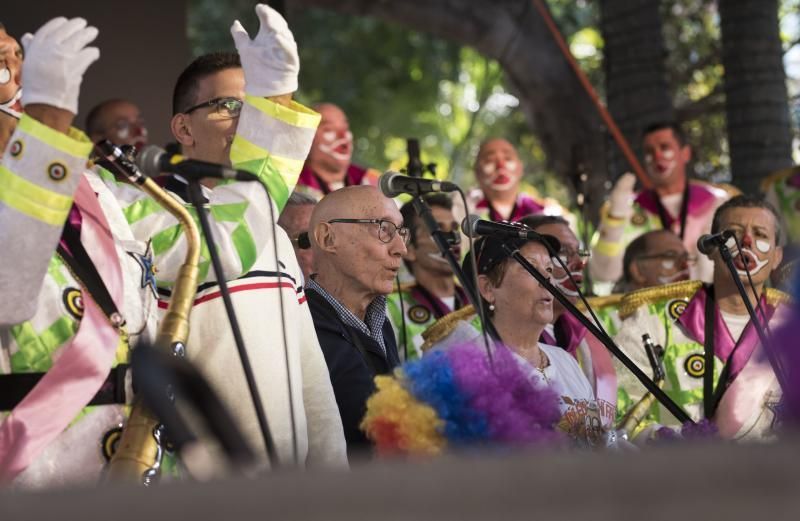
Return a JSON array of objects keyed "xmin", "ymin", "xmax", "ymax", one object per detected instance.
[
  {"xmin": 475, "ymin": 138, "xmax": 523, "ymax": 194},
  {"xmin": 0, "ymin": 29, "xmax": 23, "ymax": 119},
  {"xmin": 714, "ymin": 206, "xmax": 783, "ymax": 284},
  {"xmin": 318, "ymin": 129, "xmax": 353, "ymax": 163},
  {"xmin": 641, "ymin": 127, "xmax": 690, "ymax": 191},
  {"xmin": 308, "ymin": 103, "xmax": 354, "ymax": 185}
]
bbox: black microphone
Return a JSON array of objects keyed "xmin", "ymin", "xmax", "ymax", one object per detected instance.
[
  {"xmin": 697, "ymin": 230, "xmax": 736, "ymax": 256},
  {"xmin": 135, "ymin": 145, "xmax": 259, "ymax": 182},
  {"xmin": 379, "ymin": 170, "xmax": 459, "ymax": 198},
  {"xmin": 461, "ymin": 214, "xmax": 543, "ymax": 240}
]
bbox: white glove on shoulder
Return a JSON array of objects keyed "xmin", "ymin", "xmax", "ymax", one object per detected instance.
[
  {"xmin": 230, "ymin": 4, "xmax": 299, "ymax": 97},
  {"xmin": 608, "ymin": 172, "xmax": 637, "ymax": 219},
  {"xmin": 21, "ymin": 17, "xmax": 100, "ymax": 115}
]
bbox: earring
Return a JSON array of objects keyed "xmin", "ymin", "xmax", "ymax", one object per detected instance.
[{"xmin": 488, "ymin": 303, "xmax": 495, "ymax": 311}]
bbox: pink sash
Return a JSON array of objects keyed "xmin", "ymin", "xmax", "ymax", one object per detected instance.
[{"xmin": 0, "ymin": 175, "xmax": 124, "ymax": 482}]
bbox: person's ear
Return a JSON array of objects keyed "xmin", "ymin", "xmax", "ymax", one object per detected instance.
[
  {"xmin": 313, "ymin": 222, "xmax": 337, "ymax": 253},
  {"xmin": 629, "ymin": 261, "xmax": 648, "ymax": 285},
  {"xmin": 680, "ymin": 144, "xmax": 692, "ymax": 164},
  {"xmin": 171, "ymin": 113, "xmax": 194, "ymax": 147},
  {"xmin": 404, "ymin": 242, "xmax": 417, "ymax": 263},
  {"xmin": 477, "ymin": 274, "xmax": 495, "ymax": 304}
]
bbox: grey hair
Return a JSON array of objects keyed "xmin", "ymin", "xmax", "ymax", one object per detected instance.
[{"xmin": 285, "ymin": 191, "xmax": 319, "ymax": 207}]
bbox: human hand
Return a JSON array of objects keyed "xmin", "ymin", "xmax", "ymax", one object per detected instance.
[
  {"xmin": 608, "ymin": 172, "xmax": 637, "ymax": 219},
  {"xmin": 20, "ymin": 17, "xmax": 100, "ymax": 115},
  {"xmin": 230, "ymin": 4, "xmax": 299, "ymax": 97}
]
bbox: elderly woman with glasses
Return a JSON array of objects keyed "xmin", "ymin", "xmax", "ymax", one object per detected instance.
[{"xmin": 421, "ymin": 229, "xmax": 612, "ymax": 447}]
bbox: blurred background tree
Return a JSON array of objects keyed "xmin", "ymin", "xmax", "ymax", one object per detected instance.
[{"xmin": 188, "ymin": 0, "xmax": 799, "ymax": 218}]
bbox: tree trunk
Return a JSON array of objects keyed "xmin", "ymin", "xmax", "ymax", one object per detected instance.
[
  {"xmin": 600, "ymin": 0, "xmax": 674, "ymax": 179},
  {"xmin": 719, "ymin": 0, "xmax": 793, "ymax": 193},
  {"xmin": 288, "ymin": 0, "xmax": 611, "ymax": 219}
]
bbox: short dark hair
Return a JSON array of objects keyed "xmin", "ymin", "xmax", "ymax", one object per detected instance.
[
  {"xmin": 399, "ymin": 193, "xmax": 454, "ymax": 272},
  {"xmin": 172, "ymin": 52, "xmax": 241, "ymax": 115},
  {"xmin": 642, "ymin": 121, "xmax": 687, "ymax": 146},
  {"xmin": 519, "ymin": 214, "xmax": 569, "ymax": 231},
  {"xmin": 85, "ymin": 99, "xmax": 128, "ymax": 136},
  {"xmin": 711, "ymin": 194, "xmax": 784, "ymax": 246},
  {"xmin": 622, "ymin": 230, "xmax": 675, "ymax": 285}
]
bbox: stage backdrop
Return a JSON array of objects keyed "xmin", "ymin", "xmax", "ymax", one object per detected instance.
[{"xmin": 3, "ymin": 0, "xmax": 190, "ymax": 147}]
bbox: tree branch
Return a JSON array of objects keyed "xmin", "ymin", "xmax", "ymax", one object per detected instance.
[{"xmin": 675, "ymin": 83, "xmax": 725, "ymax": 122}]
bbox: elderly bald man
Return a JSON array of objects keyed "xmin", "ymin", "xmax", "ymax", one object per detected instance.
[{"xmin": 305, "ymin": 185, "xmax": 407, "ymax": 454}]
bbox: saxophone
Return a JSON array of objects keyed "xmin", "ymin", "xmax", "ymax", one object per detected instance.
[
  {"xmin": 96, "ymin": 142, "xmax": 201, "ymax": 484},
  {"xmin": 617, "ymin": 333, "xmax": 665, "ymax": 437}
]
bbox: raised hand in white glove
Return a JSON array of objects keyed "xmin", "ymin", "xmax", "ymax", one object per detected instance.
[
  {"xmin": 608, "ymin": 172, "xmax": 637, "ymax": 219},
  {"xmin": 230, "ymin": 4, "xmax": 299, "ymax": 97},
  {"xmin": 20, "ymin": 17, "xmax": 99, "ymax": 115}
]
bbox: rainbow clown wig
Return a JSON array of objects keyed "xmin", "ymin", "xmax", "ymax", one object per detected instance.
[{"xmin": 361, "ymin": 341, "xmax": 564, "ymax": 456}]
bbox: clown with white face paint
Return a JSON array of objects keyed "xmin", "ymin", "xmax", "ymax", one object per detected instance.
[
  {"xmin": 464, "ymin": 138, "xmax": 573, "ymax": 225},
  {"xmin": 613, "ymin": 195, "xmax": 789, "ymax": 443},
  {"xmin": 591, "ymin": 123, "xmax": 737, "ymax": 291},
  {"xmin": 296, "ymin": 102, "xmax": 381, "ymax": 200}
]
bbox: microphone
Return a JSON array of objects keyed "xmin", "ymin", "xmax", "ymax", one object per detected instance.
[
  {"xmin": 697, "ymin": 230, "xmax": 736, "ymax": 256},
  {"xmin": 379, "ymin": 170, "xmax": 459, "ymax": 198},
  {"xmin": 135, "ymin": 145, "xmax": 259, "ymax": 182},
  {"xmin": 461, "ymin": 215, "xmax": 543, "ymax": 240}
]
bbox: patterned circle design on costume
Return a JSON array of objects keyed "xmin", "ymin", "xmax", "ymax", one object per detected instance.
[
  {"xmin": 408, "ymin": 305, "xmax": 432, "ymax": 324},
  {"xmin": 47, "ymin": 162, "xmax": 68, "ymax": 182},
  {"xmin": 631, "ymin": 212, "xmax": 647, "ymax": 226},
  {"xmin": 9, "ymin": 140, "xmax": 23, "ymax": 158},
  {"xmin": 101, "ymin": 426, "xmax": 124, "ymax": 462},
  {"xmin": 62, "ymin": 288, "xmax": 85, "ymax": 319},
  {"xmin": 684, "ymin": 353, "xmax": 705, "ymax": 378},
  {"xmin": 667, "ymin": 299, "xmax": 688, "ymax": 320}
]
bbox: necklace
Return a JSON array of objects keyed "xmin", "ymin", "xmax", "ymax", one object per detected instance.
[{"xmin": 536, "ymin": 348, "xmax": 550, "ymax": 384}]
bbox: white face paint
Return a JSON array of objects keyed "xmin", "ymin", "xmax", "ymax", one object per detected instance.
[
  {"xmin": 0, "ymin": 87, "xmax": 22, "ymax": 119},
  {"xmin": 658, "ymin": 269, "xmax": 690, "ymax": 284},
  {"xmin": 755, "ymin": 239, "xmax": 771, "ymax": 254},
  {"xmin": 732, "ymin": 247, "xmax": 770, "ymax": 276},
  {"xmin": 482, "ymin": 160, "xmax": 519, "ymax": 191},
  {"xmin": 552, "ymin": 270, "xmax": 583, "ymax": 297},
  {"xmin": 0, "ymin": 67, "xmax": 10, "ymax": 84},
  {"xmin": 661, "ymin": 259, "xmax": 676, "ymax": 270},
  {"xmin": 317, "ymin": 129, "xmax": 353, "ymax": 162}
]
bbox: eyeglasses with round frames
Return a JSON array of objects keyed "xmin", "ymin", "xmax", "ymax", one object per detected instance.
[
  {"xmin": 182, "ymin": 96, "xmax": 243, "ymax": 119},
  {"xmin": 327, "ymin": 219, "xmax": 410, "ymax": 245}
]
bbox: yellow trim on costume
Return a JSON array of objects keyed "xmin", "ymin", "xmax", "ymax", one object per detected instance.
[
  {"xmin": 17, "ymin": 115, "xmax": 93, "ymax": 159},
  {"xmin": 765, "ymin": 287, "xmax": 792, "ymax": 308},
  {"xmin": 266, "ymin": 154, "xmax": 305, "ymax": 180},
  {"xmin": 244, "ymin": 95, "xmax": 320, "ymax": 129},
  {"xmin": 599, "ymin": 202, "xmax": 627, "ymax": 227},
  {"xmin": 230, "ymin": 134, "xmax": 268, "ymax": 165},
  {"xmin": 420, "ymin": 305, "xmax": 477, "ymax": 352},
  {"xmin": 578, "ymin": 293, "xmax": 623, "ymax": 312},
  {"xmin": 618, "ymin": 280, "xmax": 703, "ymax": 320},
  {"xmin": 594, "ymin": 239, "xmax": 624, "ymax": 258},
  {"xmin": 0, "ymin": 166, "xmax": 73, "ymax": 225}
]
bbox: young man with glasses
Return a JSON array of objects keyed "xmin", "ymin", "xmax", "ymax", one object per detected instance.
[
  {"xmin": 106, "ymin": 5, "xmax": 347, "ymax": 470},
  {"xmin": 521, "ymin": 214, "xmax": 618, "ymax": 429},
  {"xmin": 305, "ymin": 185, "xmax": 407, "ymax": 454}
]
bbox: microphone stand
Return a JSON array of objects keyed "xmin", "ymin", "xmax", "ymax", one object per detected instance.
[
  {"xmin": 716, "ymin": 242, "xmax": 787, "ymax": 392},
  {"xmin": 185, "ymin": 181, "xmax": 279, "ymax": 467},
  {"xmin": 501, "ymin": 244, "xmax": 692, "ymax": 424},
  {"xmin": 411, "ymin": 196, "xmax": 500, "ymax": 341}
]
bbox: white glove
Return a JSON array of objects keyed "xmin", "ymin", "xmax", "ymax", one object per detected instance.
[
  {"xmin": 608, "ymin": 172, "xmax": 637, "ymax": 219},
  {"xmin": 230, "ymin": 4, "xmax": 299, "ymax": 97},
  {"xmin": 20, "ymin": 17, "xmax": 99, "ymax": 115}
]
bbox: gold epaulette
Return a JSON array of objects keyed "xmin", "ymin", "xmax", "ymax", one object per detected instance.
[
  {"xmin": 420, "ymin": 304, "xmax": 476, "ymax": 352},
  {"xmin": 577, "ymin": 293, "xmax": 623, "ymax": 312},
  {"xmin": 618, "ymin": 280, "xmax": 703, "ymax": 320},
  {"xmin": 765, "ymin": 287, "xmax": 792, "ymax": 308},
  {"xmin": 760, "ymin": 165, "xmax": 800, "ymax": 191}
]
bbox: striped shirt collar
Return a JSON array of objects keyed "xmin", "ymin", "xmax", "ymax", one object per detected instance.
[{"xmin": 306, "ymin": 277, "xmax": 388, "ymax": 356}]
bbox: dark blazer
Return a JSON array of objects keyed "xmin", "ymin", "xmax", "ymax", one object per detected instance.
[{"xmin": 305, "ymin": 288, "xmax": 400, "ymax": 453}]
